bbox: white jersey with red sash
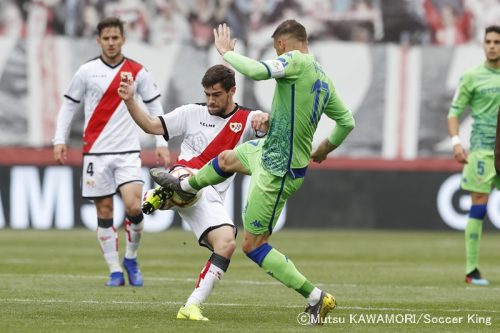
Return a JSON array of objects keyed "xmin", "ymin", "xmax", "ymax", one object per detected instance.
[
  {"xmin": 159, "ymin": 103, "xmax": 265, "ymax": 193},
  {"xmin": 53, "ymin": 56, "xmax": 163, "ymax": 154}
]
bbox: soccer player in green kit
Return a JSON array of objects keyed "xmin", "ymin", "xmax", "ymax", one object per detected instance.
[
  {"xmin": 447, "ymin": 25, "xmax": 500, "ymax": 286},
  {"xmin": 151, "ymin": 20, "xmax": 355, "ymax": 324}
]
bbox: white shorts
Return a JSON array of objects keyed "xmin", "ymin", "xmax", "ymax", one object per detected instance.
[
  {"xmin": 82, "ymin": 153, "xmax": 143, "ymax": 199},
  {"xmin": 175, "ymin": 185, "xmax": 236, "ymax": 250}
]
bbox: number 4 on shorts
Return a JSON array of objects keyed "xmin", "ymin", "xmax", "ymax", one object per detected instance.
[{"xmin": 87, "ymin": 162, "xmax": 94, "ymax": 176}]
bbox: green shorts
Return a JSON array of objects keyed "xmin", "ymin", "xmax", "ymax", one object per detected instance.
[
  {"xmin": 235, "ymin": 139, "xmax": 304, "ymax": 235},
  {"xmin": 461, "ymin": 150, "xmax": 500, "ymax": 193}
]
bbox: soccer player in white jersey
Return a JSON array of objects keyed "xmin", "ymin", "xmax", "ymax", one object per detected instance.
[
  {"xmin": 53, "ymin": 17, "xmax": 170, "ymax": 287},
  {"xmin": 117, "ymin": 64, "xmax": 269, "ymax": 320}
]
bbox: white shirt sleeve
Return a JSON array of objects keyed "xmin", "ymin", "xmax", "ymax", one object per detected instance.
[
  {"xmin": 160, "ymin": 104, "xmax": 191, "ymax": 140},
  {"xmin": 52, "ymin": 98, "xmax": 80, "ymax": 145},
  {"xmin": 53, "ymin": 68, "xmax": 85, "ymax": 145},
  {"xmin": 135, "ymin": 68, "xmax": 161, "ymax": 103},
  {"xmin": 64, "ymin": 67, "xmax": 86, "ymax": 102},
  {"xmin": 135, "ymin": 68, "xmax": 166, "ymax": 147}
]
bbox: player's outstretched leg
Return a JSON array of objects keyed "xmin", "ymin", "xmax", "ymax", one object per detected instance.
[
  {"xmin": 142, "ymin": 186, "xmax": 173, "ymax": 214},
  {"xmin": 246, "ymin": 242, "xmax": 336, "ymax": 325},
  {"xmin": 304, "ymin": 291, "xmax": 336, "ymax": 325},
  {"xmin": 465, "ymin": 268, "xmax": 489, "ymax": 286},
  {"xmin": 97, "ymin": 218, "xmax": 125, "ymax": 286},
  {"xmin": 150, "ymin": 168, "xmax": 196, "ymax": 202},
  {"xmin": 465, "ymin": 205, "xmax": 488, "ymax": 285},
  {"xmin": 177, "ymin": 304, "xmax": 208, "ymax": 321},
  {"xmin": 178, "ymin": 235, "xmax": 234, "ymax": 321},
  {"xmin": 123, "ymin": 214, "xmax": 144, "ymax": 286}
]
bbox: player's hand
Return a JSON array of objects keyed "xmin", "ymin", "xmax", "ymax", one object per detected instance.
[
  {"xmin": 155, "ymin": 146, "xmax": 171, "ymax": 167},
  {"xmin": 453, "ymin": 144, "xmax": 468, "ymax": 164},
  {"xmin": 53, "ymin": 144, "xmax": 68, "ymax": 165},
  {"xmin": 251, "ymin": 111, "xmax": 269, "ymax": 134},
  {"xmin": 310, "ymin": 139, "xmax": 337, "ymax": 164},
  {"xmin": 118, "ymin": 77, "xmax": 135, "ymax": 102},
  {"xmin": 213, "ymin": 23, "xmax": 236, "ymax": 56}
]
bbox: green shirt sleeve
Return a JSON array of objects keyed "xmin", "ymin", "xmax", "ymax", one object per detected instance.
[
  {"xmin": 448, "ymin": 73, "xmax": 472, "ymax": 119},
  {"xmin": 223, "ymin": 51, "xmax": 270, "ymax": 80},
  {"xmin": 324, "ymin": 85, "xmax": 355, "ymax": 146}
]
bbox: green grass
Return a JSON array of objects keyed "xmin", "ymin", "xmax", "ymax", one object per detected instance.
[{"xmin": 0, "ymin": 229, "xmax": 499, "ymax": 332}]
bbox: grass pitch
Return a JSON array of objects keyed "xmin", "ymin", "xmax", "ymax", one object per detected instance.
[{"xmin": 0, "ymin": 228, "xmax": 499, "ymax": 332}]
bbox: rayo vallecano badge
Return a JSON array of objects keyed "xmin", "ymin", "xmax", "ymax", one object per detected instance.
[
  {"xmin": 230, "ymin": 122, "xmax": 242, "ymax": 133},
  {"xmin": 120, "ymin": 71, "xmax": 133, "ymax": 82}
]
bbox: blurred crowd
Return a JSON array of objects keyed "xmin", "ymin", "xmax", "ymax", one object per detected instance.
[{"xmin": 0, "ymin": 0, "xmax": 499, "ymax": 45}]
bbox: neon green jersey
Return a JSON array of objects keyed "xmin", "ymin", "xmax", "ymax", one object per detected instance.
[
  {"xmin": 224, "ymin": 50, "xmax": 355, "ymax": 177},
  {"xmin": 448, "ymin": 63, "xmax": 500, "ymax": 151}
]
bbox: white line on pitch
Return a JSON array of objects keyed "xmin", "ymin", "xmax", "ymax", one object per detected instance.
[
  {"xmin": 2, "ymin": 273, "xmax": 499, "ymax": 292},
  {"xmin": 1, "ymin": 298, "xmax": 499, "ymax": 314}
]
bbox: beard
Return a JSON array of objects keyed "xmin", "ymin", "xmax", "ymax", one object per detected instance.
[{"xmin": 208, "ymin": 97, "xmax": 229, "ymax": 116}]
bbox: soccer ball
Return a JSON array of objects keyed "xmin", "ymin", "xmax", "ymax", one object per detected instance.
[
  {"xmin": 142, "ymin": 167, "xmax": 201, "ymax": 212},
  {"xmin": 168, "ymin": 167, "xmax": 202, "ymax": 208}
]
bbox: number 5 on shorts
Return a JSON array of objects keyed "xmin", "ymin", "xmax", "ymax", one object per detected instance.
[{"xmin": 477, "ymin": 160, "xmax": 484, "ymax": 176}]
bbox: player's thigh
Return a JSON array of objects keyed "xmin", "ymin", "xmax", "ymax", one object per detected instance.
[
  {"xmin": 119, "ymin": 182, "xmax": 143, "ymax": 212},
  {"xmin": 177, "ymin": 186, "xmax": 235, "ymax": 250},
  {"xmin": 461, "ymin": 150, "xmax": 496, "ymax": 194},
  {"xmin": 235, "ymin": 139, "xmax": 263, "ymax": 175},
  {"xmin": 114, "ymin": 153, "xmax": 143, "ymax": 188},
  {"xmin": 243, "ymin": 166, "xmax": 303, "ymax": 235},
  {"xmin": 82, "ymin": 155, "xmax": 115, "ymax": 198}
]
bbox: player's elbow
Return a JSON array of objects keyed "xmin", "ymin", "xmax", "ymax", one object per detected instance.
[{"xmin": 342, "ymin": 118, "xmax": 356, "ymax": 132}]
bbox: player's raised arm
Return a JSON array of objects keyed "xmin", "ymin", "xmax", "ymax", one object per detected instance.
[
  {"xmin": 214, "ymin": 24, "xmax": 269, "ymax": 81},
  {"xmin": 118, "ymin": 77, "xmax": 164, "ymax": 135}
]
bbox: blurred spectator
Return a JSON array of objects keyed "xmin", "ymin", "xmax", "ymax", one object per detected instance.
[
  {"xmin": 235, "ymin": 0, "xmax": 278, "ymax": 32},
  {"xmin": 0, "ymin": 0, "xmax": 25, "ymax": 37},
  {"xmin": 176, "ymin": 0, "xmax": 228, "ymax": 49},
  {"xmin": 465, "ymin": 0, "xmax": 500, "ymax": 43},
  {"xmin": 81, "ymin": 2, "xmax": 101, "ymax": 37},
  {"xmin": 26, "ymin": 0, "xmax": 67, "ymax": 37},
  {"xmin": 219, "ymin": 0, "xmax": 247, "ymax": 42},
  {"xmin": 105, "ymin": 0, "xmax": 150, "ymax": 42},
  {"xmin": 302, "ymin": 0, "xmax": 383, "ymax": 42},
  {"xmin": 380, "ymin": 0, "xmax": 429, "ymax": 44},
  {"xmin": 423, "ymin": 0, "xmax": 472, "ymax": 45},
  {"xmin": 149, "ymin": 0, "xmax": 190, "ymax": 45}
]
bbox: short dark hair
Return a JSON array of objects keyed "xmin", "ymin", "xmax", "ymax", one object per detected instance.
[
  {"xmin": 201, "ymin": 65, "xmax": 235, "ymax": 91},
  {"xmin": 485, "ymin": 25, "xmax": 500, "ymax": 36},
  {"xmin": 97, "ymin": 17, "xmax": 125, "ymax": 36},
  {"xmin": 271, "ymin": 19, "xmax": 307, "ymax": 41}
]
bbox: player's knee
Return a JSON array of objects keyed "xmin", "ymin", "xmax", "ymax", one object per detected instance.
[
  {"xmin": 125, "ymin": 205, "xmax": 142, "ymax": 218},
  {"xmin": 96, "ymin": 206, "xmax": 113, "ymax": 218},
  {"xmin": 217, "ymin": 150, "xmax": 234, "ymax": 172},
  {"xmin": 241, "ymin": 240, "xmax": 256, "ymax": 255},
  {"xmin": 213, "ymin": 237, "xmax": 236, "ymax": 258}
]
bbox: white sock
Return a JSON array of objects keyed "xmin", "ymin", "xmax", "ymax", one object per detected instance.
[
  {"xmin": 185, "ymin": 260, "xmax": 225, "ymax": 306},
  {"xmin": 97, "ymin": 226, "xmax": 122, "ymax": 273},
  {"xmin": 307, "ymin": 287, "xmax": 322, "ymax": 306},
  {"xmin": 180, "ymin": 178, "xmax": 198, "ymax": 193},
  {"xmin": 124, "ymin": 219, "xmax": 143, "ymax": 259}
]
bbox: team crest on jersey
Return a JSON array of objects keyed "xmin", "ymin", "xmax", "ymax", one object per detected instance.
[{"xmin": 230, "ymin": 122, "xmax": 243, "ymax": 133}]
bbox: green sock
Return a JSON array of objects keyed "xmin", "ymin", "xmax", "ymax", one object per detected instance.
[
  {"xmin": 465, "ymin": 218, "xmax": 483, "ymax": 274},
  {"xmin": 260, "ymin": 248, "xmax": 315, "ymax": 298},
  {"xmin": 188, "ymin": 160, "xmax": 228, "ymax": 190}
]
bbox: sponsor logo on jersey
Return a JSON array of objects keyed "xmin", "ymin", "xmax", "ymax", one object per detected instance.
[
  {"xmin": 200, "ymin": 121, "xmax": 215, "ymax": 128},
  {"xmin": 230, "ymin": 122, "xmax": 242, "ymax": 133}
]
